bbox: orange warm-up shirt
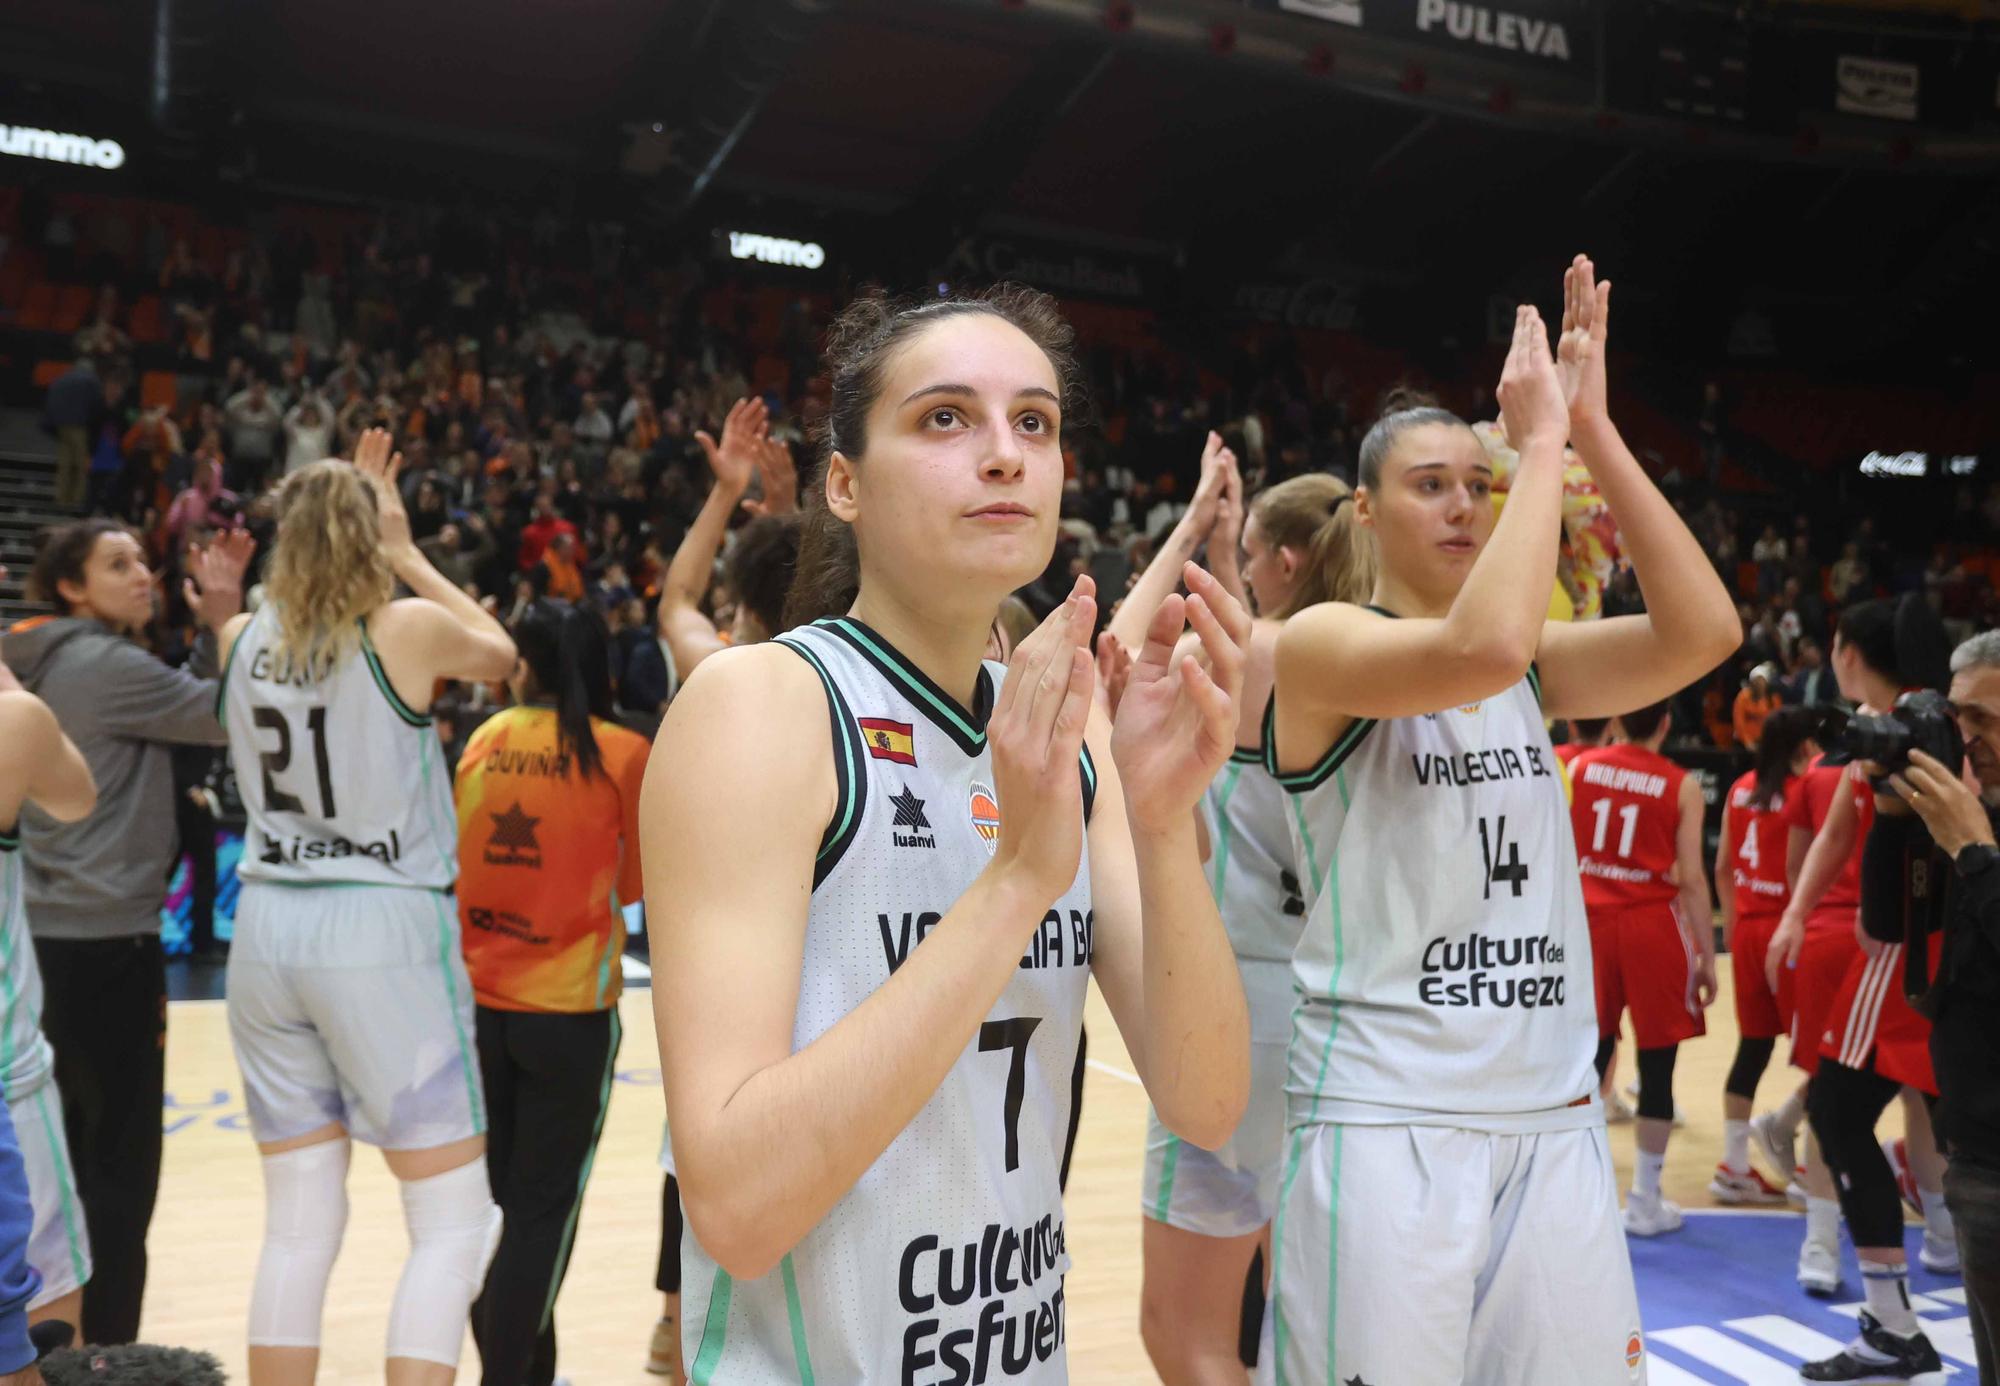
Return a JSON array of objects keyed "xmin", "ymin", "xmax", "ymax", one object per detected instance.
[{"xmin": 454, "ymin": 705, "xmax": 649, "ymax": 1012}]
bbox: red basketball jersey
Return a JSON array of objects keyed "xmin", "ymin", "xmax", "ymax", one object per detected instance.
[
  {"xmin": 1724, "ymin": 769, "xmax": 1794, "ymax": 919},
  {"xmin": 1569, "ymin": 743, "xmax": 1687, "ymax": 910},
  {"xmin": 1782, "ymin": 755, "xmax": 1872, "ymax": 917}
]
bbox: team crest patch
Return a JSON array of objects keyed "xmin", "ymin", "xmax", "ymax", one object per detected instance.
[
  {"xmin": 1625, "ymin": 1328, "xmax": 1644, "ymax": 1375},
  {"xmin": 968, "ymin": 782, "xmax": 1001, "ymax": 854},
  {"xmin": 1458, "ymin": 703, "xmax": 1483, "ymax": 716},
  {"xmin": 858, "ymin": 717, "xmax": 917, "ymax": 765}
]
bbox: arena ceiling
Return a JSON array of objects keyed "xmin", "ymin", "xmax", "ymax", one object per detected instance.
[{"xmin": 2, "ymin": 0, "xmax": 1995, "ymax": 364}]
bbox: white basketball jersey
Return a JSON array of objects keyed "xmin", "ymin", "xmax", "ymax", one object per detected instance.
[
  {"xmin": 1205, "ymin": 705, "xmax": 1305, "ymax": 967},
  {"xmin": 220, "ymin": 605, "xmax": 456, "ymax": 890},
  {"xmin": 681, "ymin": 617, "xmax": 1094, "ymax": 1385},
  {"xmin": 0, "ymin": 829, "xmax": 55, "ymax": 1102},
  {"xmin": 1274, "ymin": 647, "xmax": 1600, "ymax": 1134}
]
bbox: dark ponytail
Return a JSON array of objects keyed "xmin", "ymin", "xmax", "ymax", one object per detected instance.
[
  {"xmin": 783, "ymin": 284, "xmax": 1085, "ymax": 629},
  {"xmin": 1834, "ymin": 593, "xmax": 1951, "ymax": 693},
  {"xmin": 1750, "ymin": 705, "xmax": 1817, "ymax": 811},
  {"xmin": 511, "ymin": 600, "xmax": 614, "ymax": 780}
]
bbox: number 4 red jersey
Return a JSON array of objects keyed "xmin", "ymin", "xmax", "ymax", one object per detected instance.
[
  {"xmin": 1723, "ymin": 770, "xmax": 1794, "ymax": 919},
  {"xmin": 1568, "ymin": 743, "xmax": 1688, "ymax": 910}
]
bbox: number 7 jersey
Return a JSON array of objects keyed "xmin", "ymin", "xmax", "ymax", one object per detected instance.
[
  {"xmin": 680, "ymin": 618, "xmax": 1095, "ymax": 1385},
  {"xmin": 219, "ymin": 604, "xmax": 458, "ymax": 890}
]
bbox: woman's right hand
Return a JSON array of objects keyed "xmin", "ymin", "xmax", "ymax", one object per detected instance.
[
  {"xmin": 696, "ymin": 397, "xmax": 768, "ymax": 498},
  {"xmin": 1765, "ymin": 908, "xmax": 1806, "ymax": 994},
  {"xmin": 354, "ymin": 428, "xmax": 418, "ymax": 571},
  {"xmin": 1184, "ymin": 432, "xmax": 1233, "ymax": 537},
  {"xmin": 987, "ymin": 578, "xmax": 1098, "ymax": 909},
  {"xmin": 1496, "ymin": 304, "xmax": 1568, "ymax": 456}
]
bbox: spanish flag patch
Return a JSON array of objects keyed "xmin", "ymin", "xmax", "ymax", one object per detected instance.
[{"xmin": 858, "ymin": 718, "xmax": 917, "ymax": 766}]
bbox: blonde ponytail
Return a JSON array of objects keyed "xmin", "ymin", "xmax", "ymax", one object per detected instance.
[
  {"xmin": 1251, "ymin": 474, "xmax": 1377, "ymax": 620},
  {"xmin": 264, "ymin": 460, "xmax": 397, "ymax": 675}
]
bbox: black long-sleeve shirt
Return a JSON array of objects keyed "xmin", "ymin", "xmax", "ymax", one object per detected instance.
[{"xmin": 1866, "ymin": 808, "xmax": 2000, "ymax": 1163}]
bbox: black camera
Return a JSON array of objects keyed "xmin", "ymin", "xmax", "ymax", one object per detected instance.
[{"xmin": 1816, "ymin": 689, "xmax": 1965, "ymax": 779}]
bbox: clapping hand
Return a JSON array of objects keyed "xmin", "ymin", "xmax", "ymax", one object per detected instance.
[
  {"xmin": 1109, "ymin": 564, "xmax": 1250, "ymax": 834},
  {"xmin": 1556, "ymin": 254, "xmax": 1611, "ymax": 428}
]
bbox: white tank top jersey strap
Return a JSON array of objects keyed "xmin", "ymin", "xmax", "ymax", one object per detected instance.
[
  {"xmin": 680, "ymin": 616, "xmax": 1097, "ymax": 1386},
  {"xmin": 219, "ymin": 604, "xmax": 457, "ymax": 891},
  {"xmin": 1206, "ymin": 701, "xmax": 1307, "ymax": 970},
  {"xmin": 1270, "ymin": 610, "xmax": 1600, "ymax": 1135},
  {"xmin": 0, "ymin": 829, "xmax": 55, "ymax": 1102}
]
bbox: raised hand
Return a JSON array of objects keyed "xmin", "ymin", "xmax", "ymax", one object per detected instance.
[
  {"xmin": 696, "ymin": 397, "xmax": 769, "ymax": 498},
  {"xmin": 1556, "ymin": 254, "xmax": 1611, "ymax": 426},
  {"xmin": 1496, "ymin": 305, "xmax": 1568, "ymax": 455},
  {"xmin": 1211, "ymin": 451, "xmax": 1244, "ymax": 563},
  {"xmin": 353, "ymin": 427, "xmax": 415, "ymax": 561},
  {"xmin": 183, "ymin": 527, "xmax": 256, "ymax": 632},
  {"xmin": 1185, "ymin": 432, "xmax": 1233, "ymax": 536},
  {"xmin": 743, "ymin": 434, "xmax": 798, "ymax": 518},
  {"xmin": 987, "ymin": 578, "xmax": 1098, "ymax": 907},
  {"xmin": 1110, "ymin": 563, "xmax": 1249, "ymax": 833}
]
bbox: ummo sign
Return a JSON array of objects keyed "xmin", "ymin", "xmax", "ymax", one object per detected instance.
[
  {"xmin": 1, "ymin": 124, "xmax": 126, "ymax": 170},
  {"xmin": 726, "ymin": 231, "xmax": 825, "ymax": 270}
]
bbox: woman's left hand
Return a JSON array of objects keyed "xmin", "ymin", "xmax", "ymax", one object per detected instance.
[
  {"xmin": 1557, "ymin": 253, "xmax": 1611, "ymax": 428},
  {"xmin": 1109, "ymin": 563, "xmax": 1249, "ymax": 833},
  {"xmin": 183, "ymin": 528, "xmax": 256, "ymax": 631}
]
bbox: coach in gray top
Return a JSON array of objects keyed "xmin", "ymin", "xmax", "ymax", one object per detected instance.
[{"xmin": 0, "ymin": 517, "xmax": 249, "ymax": 1346}]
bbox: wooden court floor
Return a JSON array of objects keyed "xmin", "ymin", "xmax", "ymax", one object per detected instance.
[{"xmin": 142, "ymin": 968, "xmax": 1862, "ymax": 1383}]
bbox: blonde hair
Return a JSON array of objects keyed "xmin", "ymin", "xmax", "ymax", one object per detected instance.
[
  {"xmin": 1250, "ymin": 473, "xmax": 1377, "ymax": 620},
  {"xmin": 264, "ymin": 460, "xmax": 396, "ymax": 673}
]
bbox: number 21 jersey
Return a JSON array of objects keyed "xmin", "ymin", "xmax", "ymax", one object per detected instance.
[
  {"xmin": 680, "ymin": 618, "xmax": 1095, "ymax": 1385},
  {"xmin": 220, "ymin": 604, "xmax": 456, "ymax": 890}
]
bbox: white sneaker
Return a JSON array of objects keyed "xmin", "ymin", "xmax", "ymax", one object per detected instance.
[
  {"xmin": 1623, "ymin": 1193, "xmax": 1685, "ymax": 1237},
  {"xmin": 1750, "ymin": 1110, "xmax": 1798, "ymax": 1185},
  {"xmin": 1920, "ymin": 1230, "xmax": 1961, "ymax": 1276},
  {"xmin": 1603, "ymin": 1091, "xmax": 1636, "ymax": 1125},
  {"xmin": 1624, "ymin": 1083, "xmax": 1686, "ymax": 1127},
  {"xmin": 1709, "ymin": 1162, "xmax": 1789, "ymax": 1205},
  {"xmin": 1798, "ymin": 1237, "xmax": 1842, "ymax": 1296}
]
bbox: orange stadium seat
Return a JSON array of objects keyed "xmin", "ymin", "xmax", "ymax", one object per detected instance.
[
  {"xmin": 16, "ymin": 282, "xmax": 57, "ymax": 332},
  {"xmin": 140, "ymin": 370, "xmax": 180, "ymax": 411},
  {"xmin": 52, "ymin": 285, "xmax": 93, "ymax": 334},
  {"xmin": 31, "ymin": 360, "xmax": 67, "ymax": 388}
]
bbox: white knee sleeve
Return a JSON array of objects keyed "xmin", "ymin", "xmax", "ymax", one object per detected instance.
[
  {"xmin": 249, "ymin": 1141, "xmax": 351, "ymax": 1348},
  {"xmin": 386, "ymin": 1159, "xmax": 503, "ymax": 1367}
]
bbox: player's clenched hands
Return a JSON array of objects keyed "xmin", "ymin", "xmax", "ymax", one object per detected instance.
[
  {"xmin": 1110, "ymin": 563, "xmax": 1248, "ymax": 834},
  {"xmin": 988, "ymin": 578, "xmax": 1097, "ymax": 908}
]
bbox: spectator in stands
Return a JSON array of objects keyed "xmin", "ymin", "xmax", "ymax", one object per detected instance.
[
  {"xmin": 541, "ymin": 532, "xmax": 586, "ymax": 602},
  {"xmin": 1733, "ymin": 663, "xmax": 1781, "ymax": 748},
  {"xmin": 162, "ymin": 458, "xmax": 236, "ymax": 557},
  {"xmin": 1830, "ymin": 541, "xmax": 1870, "ymax": 604},
  {"xmin": 1782, "ymin": 635, "xmax": 1839, "ymax": 707},
  {"xmin": 221, "ymin": 378, "xmax": 283, "ymax": 493},
  {"xmin": 43, "ymin": 356, "xmax": 103, "ymax": 511},
  {"xmin": 1, "ymin": 519, "xmax": 252, "ymax": 1344},
  {"xmin": 419, "ymin": 519, "xmax": 498, "ymax": 592},
  {"xmin": 1752, "ymin": 523, "xmax": 1788, "ymax": 599},
  {"xmin": 517, "ymin": 496, "xmax": 577, "ymax": 573},
  {"xmin": 117, "ymin": 407, "xmax": 181, "ymax": 525},
  {"xmin": 281, "ymin": 392, "xmax": 335, "ymax": 474},
  {"xmin": 86, "ymin": 375, "xmax": 128, "ymax": 519}
]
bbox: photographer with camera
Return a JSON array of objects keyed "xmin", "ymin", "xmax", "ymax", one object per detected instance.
[{"xmin": 1859, "ymin": 630, "xmax": 2000, "ymax": 1384}]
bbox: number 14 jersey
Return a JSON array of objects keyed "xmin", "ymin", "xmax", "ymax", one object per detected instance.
[
  {"xmin": 1272, "ymin": 663, "xmax": 1599, "ymax": 1134},
  {"xmin": 679, "ymin": 618, "xmax": 1095, "ymax": 1385},
  {"xmin": 220, "ymin": 604, "xmax": 457, "ymax": 890}
]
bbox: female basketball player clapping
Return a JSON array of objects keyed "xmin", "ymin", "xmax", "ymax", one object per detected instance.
[
  {"xmin": 641, "ymin": 286, "xmax": 1252, "ymax": 1383},
  {"xmin": 1262, "ymin": 257, "xmax": 1741, "ymax": 1386},
  {"xmin": 217, "ymin": 430, "xmax": 517, "ymax": 1386}
]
